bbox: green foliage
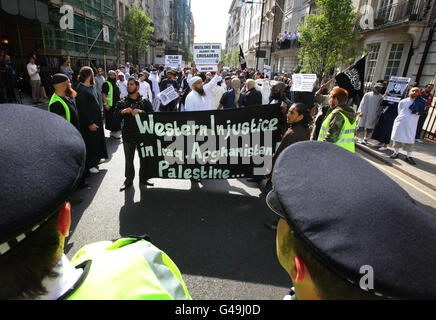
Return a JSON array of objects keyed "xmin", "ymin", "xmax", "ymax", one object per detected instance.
[
  {"xmin": 298, "ymin": 0, "xmax": 361, "ymax": 79},
  {"xmin": 116, "ymin": 4, "xmax": 154, "ymax": 64},
  {"xmin": 223, "ymin": 49, "xmax": 239, "ymax": 67}
]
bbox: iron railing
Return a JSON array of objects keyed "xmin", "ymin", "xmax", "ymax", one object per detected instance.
[
  {"xmin": 374, "ymin": 0, "xmax": 430, "ymax": 28},
  {"xmin": 422, "ymin": 105, "xmax": 436, "ymax": 142}
]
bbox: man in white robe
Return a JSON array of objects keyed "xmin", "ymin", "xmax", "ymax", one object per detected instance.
[
  {"xmin": 117, "ymin": 73, "xmax": 128, "ymax": 99},
  {"xmin": 185, "ymin": 62, "xmax": 223, "ymax": 112},
  {"xmin": 138, "ymin": 73, "xmax": 153, "ymax": 101},
  {"xmin": 356, "ymin": 83, "xmax": 384, "ymax": 145},
  {"xmin": 390, "ymin": 87, "xmax": 421, "ymax": 165}
]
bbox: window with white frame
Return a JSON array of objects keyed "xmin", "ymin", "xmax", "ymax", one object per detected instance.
[
  {"xmin": 384, "ymin": 43, "xmax": 404, "ymax": 80},
  {"xmin": 365, "ymin": 44, "xmax": 380, "ymax": 85}
]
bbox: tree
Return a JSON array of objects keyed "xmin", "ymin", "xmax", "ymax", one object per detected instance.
[
  {"xmin": 116, "ymin": 5, "xmax": 154, "ymax": 64},
  {"xmin": 297, "ymin": 0, "xmax": 361, "ymax": 80}
]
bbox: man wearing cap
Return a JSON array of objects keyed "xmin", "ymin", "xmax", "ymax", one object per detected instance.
[
  {"xmin": 0, "ymin": 104, "xmax": 191, "ymax": 300},
  {"xmin": 267, "ymin": 141, "xmax": 436, "ymax": 299},
  {"xmin": 48, "ymin": 73, "xmax": 80, "ymax": 130},
  {"xmin": 139, "ymin": 73, "xmax": 153, "ymax": 102},
  {"xmin": 185, "ymin": 62, "xmax": 223, "ymax": 112},
  {"xmin": 118, "ymin": 73, "xmax": 128, "ymax": 99},
  {"xmin": 317, "ymin": 87, "xmax": 358, "ymax": 153},
  {"xmin": 102, "ymin": 70, "xmax": 122, "ymax": 139},
  {"xmin": 159, "ymin": 69, "xmax": 180, "ymax": 112}
]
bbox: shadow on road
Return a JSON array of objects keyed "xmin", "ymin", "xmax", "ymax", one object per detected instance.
[
  {"xmin": 118, "ymin": 184, "xmax": 290, "ymax": 288},
  {"xmin": 64, "ymin": 169, "xmax": 107, "ymax": 255}
]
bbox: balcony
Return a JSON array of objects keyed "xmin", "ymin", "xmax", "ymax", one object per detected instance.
[{"xmin": 372, "ymin": 0, "xmax": 430, "ymax": 29}]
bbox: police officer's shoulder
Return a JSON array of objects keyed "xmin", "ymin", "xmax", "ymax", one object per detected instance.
[
  {"xmin": 0, "ymin": 104, "xmax": 86, "ymax": 256},
  {"xmin": 267, "ymin": 141, "xmax": 436, "ymax": 299}
]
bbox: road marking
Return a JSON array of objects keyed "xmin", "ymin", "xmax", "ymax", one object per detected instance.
[{"xmin": 368, "ymin": 161, "xmax": 436, "ymax": 201}]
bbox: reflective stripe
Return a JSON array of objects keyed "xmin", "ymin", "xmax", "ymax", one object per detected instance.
[
  {"xmin": 141, "ymin": 242, "xmax": 189, "ymax": 300},
  {"xmin": 320, "ymin": 126, "xmax": 329, "ymax": 132},
  {"xmin": 342, "ymin": 129, "xmax": 356, "ymax": 134},
  {"xmin": 336, "ymin": 138, "xmax": 355, "ymax": 143}
]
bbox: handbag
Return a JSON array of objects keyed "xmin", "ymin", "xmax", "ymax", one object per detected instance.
[{"xmin": 40, "ymin": 86, "xmax": 47, "ymax": 99}]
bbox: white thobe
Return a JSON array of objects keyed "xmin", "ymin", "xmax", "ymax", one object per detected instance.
[
  {"xmin": 185, "ymin": 75, "xmax": 222, "ymax": 111},
  {"xmin": 391, "ymin": 98, "xmax": 420, "ymax": 144},
  {"xmin": 357, "ymin": 92, "xmax": 383, "ymax": 129},
  {"xmin": 139, "ymin": 80, "xmax": 153, "ymax": 101},
  {"xmin": 118, "ymin": 80, "xmax": 128, "ymax": 98}
]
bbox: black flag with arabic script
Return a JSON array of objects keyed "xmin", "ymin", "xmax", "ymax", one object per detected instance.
[
  {"xmin": 239, "ymin": 46, "xmax": 247, "ymax": 71},
  {"xmin": 335, "ymin": 56, "xmax": 366, "ymax": 101}
]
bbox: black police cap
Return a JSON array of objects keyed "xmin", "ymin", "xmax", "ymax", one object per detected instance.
[
  {"xmin": 0, "ymin": 104, "xmax": 86, "ymax": 256},
  {"xmin": 51, "ymin": 73, "xmax": 69, "ymax": 85},
  {"xmin": 267, "ymin": 141, "xmax": 436, "ymax": 299}
]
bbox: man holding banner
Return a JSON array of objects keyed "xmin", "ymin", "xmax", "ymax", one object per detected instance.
[
  {"xmin": 159, "ymin": 70, "xmax": 180, "ymax": 112},
  {"xmin": 116, "ymin": 77, "xmax": 155, "ymax": 191}
]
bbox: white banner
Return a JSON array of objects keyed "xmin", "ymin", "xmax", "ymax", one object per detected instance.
[
  {"xmin": 291, "ymin": 74, "xmax": 317, "ymax": 92},
  {"xmin": 194, "ymin": 43, "xmax": 221, "ymax": 70},
  {"xmin": 385, "ymin": 77, "xmax": 411, "ymax": 102},
  {"xmin": 197, "ymin": 65, "xmax": 218, "ymax": 72},
  {"xmin": 165, "ymin": 55, "xmax": 182, "ymax": 69},
  {"xmin": 157, "ymin": 85, "xmax": 179, "ymax": 106},
  {"xmin": 103, "ymin": 25, "xmax": 110, "ymax": 43},
  {"xmin": 264, "ymin": 65, "xmax": 271, "ymax": 79}
]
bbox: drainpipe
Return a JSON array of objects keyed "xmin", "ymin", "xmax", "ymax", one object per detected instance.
[
  {"xmin": 415, "ymin": 21, "xmax": 435, "ymax": 85},
  {"xmin": 402, "ymin": 40, "xmax": 414, "ymax": 77}
]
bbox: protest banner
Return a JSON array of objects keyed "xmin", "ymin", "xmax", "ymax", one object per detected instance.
[
  {"xmin": 194, "ymin": 43, "xmax": 221, "ymax": 72},
  {"xmin": 157, "ymin": 85, "xmax": 179, "ymax": 106},
  {"xmin": 291, "ymin": 74, "xmax": 317, "ymax": 92},
  {"xmin": 165, "ymin": 55, "xmax": 182, "ymax": 69},
  {"xmin": 132, "ymin": 105, "xmax": 284, "ymax": 180},
  {"xmin": 385, "ymin": 77, "xmax": 411, "ymax": 102}
]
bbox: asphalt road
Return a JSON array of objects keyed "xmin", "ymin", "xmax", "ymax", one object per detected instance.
[
  {"xmin": 64, "ymin": 135, "xmax": 436, "ymax": 300},
  {"xmin": 65, "ymin": 135, "xmax": 291, "ymax": 300}
]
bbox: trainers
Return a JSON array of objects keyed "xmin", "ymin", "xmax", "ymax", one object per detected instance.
[
  {"xmin": 389, "ymin": 153, "xmax": 399, "ymax": 159},
  {"xmin": 353, "ymin": 137, "xmax": 359, "ymax": 143},
  {"xmin": 89, "ymin": 167, "xmax": 99, "ymax": 174},
  {"xmin": 416, "ymin": 139, "xmax": 424, "ymax": 144},
  {"xmin": 405, "ymin": 157, "xmax": 416, "ymax": 165},
  {"xmin": 378, "ymin": 147, "xmax": 387, "ymax": 151},
  {"xmin": 361, "ymin": 139, "xmax": 368, "ymax": 145}
]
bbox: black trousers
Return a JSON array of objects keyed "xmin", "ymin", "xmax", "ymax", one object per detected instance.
[{"xmin": 123, "ymin": 140, "xmax": 147, "ymax": 183}]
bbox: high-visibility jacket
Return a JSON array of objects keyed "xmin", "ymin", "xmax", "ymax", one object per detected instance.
[
  {"xmin": 48, "ymin": 93, "xmax": 71, "ymax": 122},
  {"xmin": 105, "ymin": 81, "xmax": 120, "ymax": 107},
  {"xmin": 60, "ymin": 238, "xmax": 191, "ymax": 300},
  {"xmin": 318, "ymin": 109, "xmax": 357, "ymax": 153}
]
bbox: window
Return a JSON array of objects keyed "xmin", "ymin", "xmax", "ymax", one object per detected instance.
[
  {"xmin": 365, "ymin": 44, "xmax": 380, "ymax": 86},
  {"xmin": 384, "ymin": 43, "xmax": 404, "ymax": 80}
]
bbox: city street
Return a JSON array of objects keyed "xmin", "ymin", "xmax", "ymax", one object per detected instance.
[{"xmin": 64, "ymin": 132, "xmax": 436, "ymax": 300}]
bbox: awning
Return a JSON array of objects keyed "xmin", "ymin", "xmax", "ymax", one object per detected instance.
[{"xmin": 1, "ymin": 0, "xmax": 49, "ymax": 24}]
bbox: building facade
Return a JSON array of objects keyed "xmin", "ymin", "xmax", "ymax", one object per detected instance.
[{"xmin": 353, "ymin": 0, "xmax": 435, "ymax": 89}]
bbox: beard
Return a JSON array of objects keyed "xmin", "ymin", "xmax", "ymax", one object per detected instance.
[
  {"xmin": 194, "ymin": 87, "xmax": 206, "ymax": 96},
  {"xmin": 66, "ymin": 85, "xmax": 77, "ymax": 98}
]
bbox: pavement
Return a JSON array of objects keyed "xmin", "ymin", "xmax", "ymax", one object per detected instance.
[{"xmin": 356, "ymin": 138, "xmax": 436, "ymax": 192}]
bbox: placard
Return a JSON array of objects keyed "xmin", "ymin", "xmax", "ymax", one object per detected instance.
[
  {"xmin": 132, "ymin": 105, "xmax": 284, "ymax": 180},
  {"xmin": 194, "ymin": 43, "xmax": 221, "ymax": 71},
  {"xmin": 165, "ymin": 55, "xmax": 182, "ymax": 69},
  {"xmin": 385, "ymin": 77, "xmax": 411, "ymax": 102},
  {"xmin": 157, "ymin": 85, "xmax": 179, "ymax": 106},
  {"xmin": 291, "ymin": 74, "xmax": 317, "ymax": 92}
]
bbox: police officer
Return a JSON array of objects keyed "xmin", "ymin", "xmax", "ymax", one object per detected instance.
[
  {"xmin": 102, "ymin": 70, "xmax": 122, "ymax": 139},
  {"xmin": 317, "ymin": 87, "xmax": 358, "ymax": 153},
  {"xmin": 48, "ymin": 73, "xmax": 80, "ymax": 130},
  {"xmin": 0, "ymin": 104, "xmax": 191, "ymax": 300},
  {"xmin": 267, "ymin": 141, "xmax": 436, "ymax": 299}
]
